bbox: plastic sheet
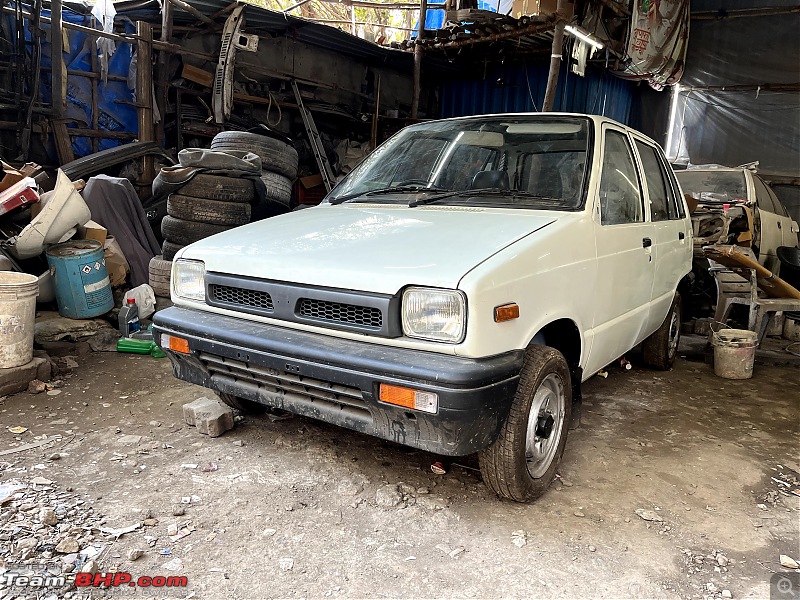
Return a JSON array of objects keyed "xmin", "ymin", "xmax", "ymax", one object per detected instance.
[{"xmin": 666, "ymin": 6, "xmax": 800, "ymax": 179}]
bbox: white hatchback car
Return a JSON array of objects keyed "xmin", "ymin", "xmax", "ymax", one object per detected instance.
[{"xmin": 155, "ymin": 114, "xmax": 693, "ymax": 502}]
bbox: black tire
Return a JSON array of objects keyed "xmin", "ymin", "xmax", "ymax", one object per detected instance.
[
  {"xmin": 161, "ymin": 216, "xmax": 232, "ymax": 246},
  {"xmin": 642, "ymin": 293, "xmax": 682, "ymax": 370},
  {"xmin": 479, "ymin": 345, "xmax": 572, "ymax": 503},
  {"xmin": 178, "ymin": 174, "xmax": 254, "ymax": 202},
  {"xmin": 167, "ymin": 194, "xmax": 251, "ymax": 226},
  {"xmin": 148, "ymin": 255, "xmax": 172, "ymax": 296},
  {"xmin": 162, "ymin": 240, "xmax": 185, "ymax": 262},
  {"xmin": 211, "ymin": 131, "xmax": 299, "ymax": 179},
  {"xmin": 260, "ymin": 172, "xmax": 293, "ymax": 205},
  {"xmin": 218, "ymin": 392, "xmax": 266, "ymax": 415}
]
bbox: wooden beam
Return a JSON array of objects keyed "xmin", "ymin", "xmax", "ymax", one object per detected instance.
[
  {"xmin": 136, "ymin": 22, "xmax": 155, "ymax": 182},
  {"xmin": 411, "ymin": 0, "xmax": 426, "ymax": 118},
  {"xmin": 50, "ymin": 0, "xmax": 64, "ymax": 117},
  {"xmin": 542, "ymin": 0, "xmax": 567, "ymax": 112},
  {"xmin": 156, "ymin": 0, "xmax": 174, "ymax": 145}
]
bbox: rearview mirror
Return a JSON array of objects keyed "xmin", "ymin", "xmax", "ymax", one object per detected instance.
[{"xmin": 459, "ymin": 131, "xmax": 505, "ymax": 147}]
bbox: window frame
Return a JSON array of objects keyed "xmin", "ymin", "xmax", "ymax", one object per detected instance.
[{"xmin": 598, "ymin": 127, "xmax": 646, "ymax": 226}]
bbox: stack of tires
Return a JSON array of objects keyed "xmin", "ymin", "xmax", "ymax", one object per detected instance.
[
  {"xmin": 210, "ymin": 131, "xmax": 298, "ymax": 210},
  {"xmin": 148, "ymin": 131, "xmax": 298, "ymax": 299},
  {"xmin": 159, "ymin": 174, "xmax": 254, "ymax": 261}
]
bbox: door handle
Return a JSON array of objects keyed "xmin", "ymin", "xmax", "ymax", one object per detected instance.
[
  {"xmin": 777, "ymin": 221, "xmax": 782, "ymax": 229},
  {"xmin": 678, "ymin": 231, "xmax": 685, "ymax": 240},
  {"xmin": 642, "ymin": 237, "xmax": 652, "ymax": 248}
]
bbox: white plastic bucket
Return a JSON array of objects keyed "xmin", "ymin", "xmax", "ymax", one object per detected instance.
[
  {"xmin": 712, "ymin": 328, "xmax": 758, "ymax": 380},
  {"xmin": 0, "ymin": 272, "xmax": 39, "ymax": 368}
]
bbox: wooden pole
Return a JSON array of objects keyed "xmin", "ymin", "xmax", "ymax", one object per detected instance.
[
  {"xmin": 136, "ymin": 22, "xmax": 155, "ymax": 182},
  {"xmin": 50, "ymin": 0, "xmax": 64, "ymax": 117},
  {"xmin": 156, "ymin": 0, "xmax": 174, "ymax": 146},
  {"xmin": 541, "ymin": 0, "xmax": 567, "ymax": 112},
  {"xmin": 411, "ymin": 0, "xmax": 427, "ymax": 118}
]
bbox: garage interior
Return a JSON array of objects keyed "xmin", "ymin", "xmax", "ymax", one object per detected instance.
[{"xmin": 0, "ymin": 0, "xmax": 799, "ymax": 598}]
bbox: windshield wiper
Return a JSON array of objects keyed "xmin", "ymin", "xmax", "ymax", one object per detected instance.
[
  {"xmin": 329, "ymin": 185, "xmax": 449, "ymax": 205},
  {"xmin": 409, "ymin": 188, "xmax": 561, "ymax": 207}
]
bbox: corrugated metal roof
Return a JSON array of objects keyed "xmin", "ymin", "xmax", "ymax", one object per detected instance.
[{"xmin": 81, "ymin": 0, "xmax": 460, "ymax": 73}]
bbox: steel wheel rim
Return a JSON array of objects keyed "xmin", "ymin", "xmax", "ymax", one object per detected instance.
[
  {"xmin": 525, "ymin": 373, "xmax": 566, "ymax": 479},
  {"xmin": 668, "ymin": 306, "xmax": 680, "ymax": 358}
]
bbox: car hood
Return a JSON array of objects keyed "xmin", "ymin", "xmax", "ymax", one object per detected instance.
[{"xmin": 180, "ymin": 204, "xmax": 558, "ymax": 294}]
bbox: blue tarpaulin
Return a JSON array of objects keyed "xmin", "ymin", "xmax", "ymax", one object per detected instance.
[{"xmin": 3, "ymin": 4, "xmax": 138, "ymax": 158}]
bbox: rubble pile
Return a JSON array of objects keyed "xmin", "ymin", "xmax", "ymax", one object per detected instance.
[{"xmin": 0, "ymin": 478, "xmax": 109, "ymax": 598}]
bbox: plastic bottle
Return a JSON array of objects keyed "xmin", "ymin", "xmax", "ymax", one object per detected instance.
[{"xmin": 118, "ymin": 298, "xmax": 141, "ymax": 337}]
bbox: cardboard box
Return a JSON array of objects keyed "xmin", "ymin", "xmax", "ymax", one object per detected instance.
[
  {"xmin": 78, "ymin": 220, "xmax": 108, "ymax": 245},
  {"xmin": 300, "ymin": 174, "xmax": 324, "ymax": 189},
  {"xmin": 512, "ymin": 0, "xmax": 573, "ymax": 18}
]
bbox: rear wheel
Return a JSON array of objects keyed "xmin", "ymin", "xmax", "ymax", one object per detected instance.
[
  {"xmin": 642, "ymin": 293, "xmax": 682, "ymax": 370},
  {"xmin": 479, "ymin": 345, "xmax": 572, "ymax": 503}
]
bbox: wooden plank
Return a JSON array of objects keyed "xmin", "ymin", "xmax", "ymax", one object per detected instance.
[
  {"xmin": 51, "ymin": 120, "xmax": 75, "ymax": 164},
  {"xmin": 50, "ymin": 0, "xmax": 64, "ymax": 117},
  {"xmin": 135, "ymin": 22, "xmax": 155, "ymax": 183},
  {"xmin": 89, "ymin": 19, "xmax": 99, "ymax": 154}
]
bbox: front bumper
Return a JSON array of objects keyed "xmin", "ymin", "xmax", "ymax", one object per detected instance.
[{"xmin": 153, "ymin": 306, "xmax": 523, "ymax": 456}]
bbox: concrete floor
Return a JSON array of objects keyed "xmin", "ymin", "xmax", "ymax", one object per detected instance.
[{"xmin": 0, "ymin": 335, "xmax": 798, "ymax": 599}]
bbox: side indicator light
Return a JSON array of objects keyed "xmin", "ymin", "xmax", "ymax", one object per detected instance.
[
  {"xmin": 379, "ymin": 384, "xmax": 438, "ymax": 414},
  {"xmin": 494, "ymin": 303, "xmax": 520, "ymax": 323},
  {"xmin": 161, "ymin": 334, "xmax": 190, "ymax": 354}
]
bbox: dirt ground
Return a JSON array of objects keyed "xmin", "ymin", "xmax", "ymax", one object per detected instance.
[{"xmin": 1, "ymin": 336, "xmax": 798, "ymax": 600}]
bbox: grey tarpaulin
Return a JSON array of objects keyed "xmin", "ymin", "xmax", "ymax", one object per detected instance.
[
  {"xmin": 666, "ymin": 0, "xmax": 800, "ymax": 179},
  {"xmin": 81, "ymin": 175, "xmax": 161, "ymax": 287}
]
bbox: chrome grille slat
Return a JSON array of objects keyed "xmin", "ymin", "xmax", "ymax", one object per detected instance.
[
  {"xmin": 210, "ymin": 284, "xmax": 273, "ymax": 311},
  {"xmin": 199, "ymin": 353, "xmax": 368, "ymax": 411},
  {"xmin": 298, "ymin": 298, "xmax": 382, "ymax": 329}
]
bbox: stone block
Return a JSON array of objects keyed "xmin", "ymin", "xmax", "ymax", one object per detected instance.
[
  {"xmin": 0, "ymin": 357, "xmax": 52, "ymax": 396},
  {"xmin": 183, "ymin": 396, "xmax": 234, "ymax": 437}
]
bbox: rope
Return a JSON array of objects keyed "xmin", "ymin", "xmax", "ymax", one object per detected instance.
[{"xmin": 266, "ymin": 92, "xmax": 282, "ymax": 128}]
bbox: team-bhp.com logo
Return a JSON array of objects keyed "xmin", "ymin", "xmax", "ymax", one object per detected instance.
[{"xmin": 4, "ymin": 570, "xmax": 188, "ymax": 590}]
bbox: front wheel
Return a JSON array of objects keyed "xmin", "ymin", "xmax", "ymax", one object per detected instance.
[
  {"xmin": 642, "ymin": 293, "xmax": 682, "ymax": 370},
  {"xmin": 479, "ymin": 345, "xmax": 572, "ymax": 503}
]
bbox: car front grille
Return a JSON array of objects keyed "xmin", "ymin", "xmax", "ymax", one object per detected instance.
[
  {"xmin": 298, "ymin": 298, "xmax": 383, "ymax": 329},
  {"xmin": 199, "ymin": 353, "xmax": 371, "ymax": 421},
  {"xmin": 210, "ymin": 284, "xmax": 273, "ymax": 311}
]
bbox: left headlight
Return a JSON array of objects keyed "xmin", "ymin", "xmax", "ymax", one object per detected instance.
[
  {"xmin": 172, "ymin": 259, "xmax": 206, "ymax": 302},
  {"xmin": 401, "ymin": 287, "xmax": 466, "ymax": 343}
]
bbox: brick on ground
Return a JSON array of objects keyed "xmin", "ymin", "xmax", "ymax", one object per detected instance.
[{"xmin": 183, "ymin": 396, "xmax": 234, "ymax": 438}]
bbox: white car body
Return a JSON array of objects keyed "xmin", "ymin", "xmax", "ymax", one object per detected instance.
[{"xmin": 154, "ymin": 113, "xmax": 693, "ymax": 501}]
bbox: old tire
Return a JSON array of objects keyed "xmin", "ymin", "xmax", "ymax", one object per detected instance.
[
  {"xmin": 154, "ymin": 173, "xmax": 254, "ymax": 202},
  {"xmin": 261, "ymin": 172, "xmax": 293, "ymax": 206},
  {"xmin": 211, "ymin": 131, "xmax": 299, "ymax": 179},
  {"xmin": 148, "ymin": 255, "xmax": 172, "ymax": 297},
  {"xmin": 178, "ymin": 174, "xmax": 253, "ymax": 202},
  {"xmin": 479, "ymin": 345, "xmax": 572, "ymax": 503},
  {"xmin": 161, "ymin": 216, "xmax": 232, "ymax": 246},
  {"xmin": 167, "ymin": 194, "xmax": 251, "ymax": 226},
  {"xmin": 218, "ymin": 392, "xmax": 266, "ymax": 415},
  {"xmin": 642, "ymin": 293, "xmax": 682, "ymax": 370},
  {"xmin": 162, "ymin": 240, "xmax": 184, "ymax": 262}
]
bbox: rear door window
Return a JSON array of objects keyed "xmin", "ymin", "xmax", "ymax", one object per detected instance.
[
  {"xmin": 635, "ymin": 140, "xmax": 674, "ymax": 221},
  {"xmin": 752, "ymin": 175, "xmax": 778, "ymax": 213}
]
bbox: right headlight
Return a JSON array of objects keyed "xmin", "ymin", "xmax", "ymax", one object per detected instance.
[
  {"xmin": 401, "ymin": 287, "xmax": 466, "ymax": 343},
  {"xmin": 171, "ymin": 259, "xmax": 206, "ymax": 302}
]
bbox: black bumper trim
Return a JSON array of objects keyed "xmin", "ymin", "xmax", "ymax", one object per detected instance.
[{"xmin": 153, "ymin": 306, "xmax": 523, "ymax": 455}]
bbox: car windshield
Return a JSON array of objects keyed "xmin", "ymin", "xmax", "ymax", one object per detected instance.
[
  {"xmin": 326, "ymin": 116, "xmax": 592, "ymax": 210},
  {"xmin": 676, "ymin": 170, "xmax": 748, "ymax": 203}
]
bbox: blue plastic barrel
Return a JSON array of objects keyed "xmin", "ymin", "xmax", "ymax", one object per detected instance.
[{"xmin": 46, "ymin": 240, "xmax": 114, "ymax": 319}]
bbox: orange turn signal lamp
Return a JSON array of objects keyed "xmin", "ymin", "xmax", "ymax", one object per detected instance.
[
  {"xmin": 161, "ymin": 334, "xmax": 190, "ymax": 354},
  {"xmin": 494, "ymin": 303, "xmax": 520, "ymax": 323},
  {"xmin": 379, "ymin": 383, "xmax": 438, "ymax": 414}
]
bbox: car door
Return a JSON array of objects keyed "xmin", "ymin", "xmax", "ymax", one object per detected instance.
[
  {"xmin": 631, "ymin": 136, "xmax": 690, "ymax": 334},
  {"xmin": 764, "ymin": 183, "xmax": 800, "ymax": 249},
  {"xmin": 751, "ymin": 173, "xmax": 783, "ymax": 272},
  {"xmin": 586, "ymin": 125, "xmax": 655, "ymax": 375}
]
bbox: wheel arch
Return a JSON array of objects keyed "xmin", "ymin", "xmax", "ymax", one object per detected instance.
[{"xmin": 529, "ymin": 318, "xmax": 582, "ymax": 369}]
